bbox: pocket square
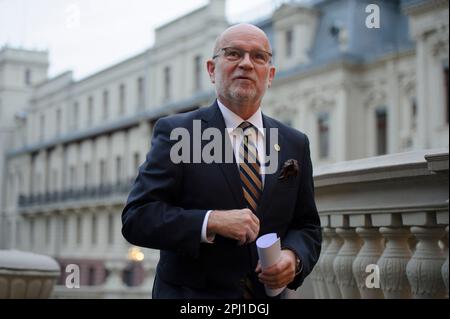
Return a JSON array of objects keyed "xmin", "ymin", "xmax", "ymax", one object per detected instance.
[{"xmin": 278, "ymin": 159, "xmax": 299, "ymax": 180}]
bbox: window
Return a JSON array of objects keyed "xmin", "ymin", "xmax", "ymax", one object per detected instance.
[
  {"xmin": 119, "ymin": 84, "xmax": 126, "ymax": 115},
  {"xmin": 91, "ymin": 214, "xmax": 97, "ymax": 245},
  {"xmin": 88, "ymin": 96, "xmax": 94, "ymax": 126},
  {"xmin": 72, "ymin": 102, "xmax": 79, "ymax": 130},
  {"xmin": 51, "ymin": 170, "xmax": 58, "ymax": 192},
  {"xmin": 99, "ymin": 160, "xmax": 107, "ymax": 186},
  {"xmin": 17, "ymin": 172, "xmax": 23, "ymax": 195},
  {"xmin": 103, "ymin": 90, "xmax": 109, "ymax": 119},
  {"xmin": 164, "ymin": 66, "xmax": 171, "ymax": 101},
  {"xmin": 69, "ymin": 166, "xmax": 76, "ymax": 190},
  {"xmin": 29, "ymin": 219, "xmax": 35, "ymax": 248},
  {"xmin": 45, "ymin": 217, "xmax": 51, "ymax": 245},
  {"xmin": 376, "ymin": 108, "xmax": 387, "ymax": 155},
  {"xmin": 40, "ymin": 114, "xmax": 45, "ymax": 141},
  {"xmin": 25, "ymin": 69, "xmax": 32, "ymax": 85},
  {"xmin": 285, "ymin": 29, "xmax": 293, "ymax": 58},
  {"xmin": 56, "ymin": 109, "xmax": 62, "ymax": 135},
  {"xmin": 116, "ymin": 156, "xmax": 122, "ymax": 184},
  {"xmin": 411, "ymin": 98, "xmax": 417, "ymax": 130},
  {"xmin": 108, "ymin": 213, "xmax": 114, "ymax": 245},
  {"xmin": 62, "ymin": 216, "xmax": 68, "ymax": 245},
  {"xmin": 76, "ymin": 215, "xmax": 82, "ymax": 245},
  {"xmin": 194, "ymin": 55, "xmax": 202, "ymax": 91},
  {"xmin": 84, "ymin": 163, "xmax": 90, "ymax": 188},
  {"xmin": 318, "ymin": 113, "xmax": 330, "ymax": 159},
  {"xmin": 35, "ymin": 173, "xmax": 42, "ymax": 195},
  {"xmin": 137, "ymin": 77, "xmax": 145, "ymax": 109}
]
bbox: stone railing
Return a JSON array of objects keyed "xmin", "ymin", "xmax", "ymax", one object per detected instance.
[
  {"xmin": 310, "ymin": 149, "xmax": 449, "ymax": 299},
  {"xmin": 51, "ymin": 250, "xmax": 159, "ymax": 299}
]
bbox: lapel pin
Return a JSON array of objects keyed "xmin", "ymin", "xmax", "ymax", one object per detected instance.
[{"xmin": 274, "ymin": 144, "xmax": 281, "ymax": 152}]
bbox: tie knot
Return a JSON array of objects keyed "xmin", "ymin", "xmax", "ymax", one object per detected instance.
[{"xmin": 238, "ymin": 121, "xmax": 254, "ymax": 132}]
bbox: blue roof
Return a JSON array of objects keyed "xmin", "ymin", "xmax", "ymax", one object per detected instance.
[{"xmin": 255, "ymin": 0, "xmax": 414, "ymax": 71}]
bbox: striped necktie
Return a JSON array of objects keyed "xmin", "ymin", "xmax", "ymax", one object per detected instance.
[{"xmin": 238, "ymin": 121, "xmax": 262, "ymax": 214}]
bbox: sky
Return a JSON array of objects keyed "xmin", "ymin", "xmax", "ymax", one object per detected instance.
[{"xmin": 0, "ymin": 0, "xmax": 279, "ymax": 80}]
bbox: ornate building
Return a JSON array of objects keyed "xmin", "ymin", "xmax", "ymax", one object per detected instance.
[{"xmin": 0, "ymin": 0, "xmax": 448, "ymax": 298}]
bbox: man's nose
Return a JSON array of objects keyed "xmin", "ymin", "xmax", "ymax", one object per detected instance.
[{"xmin": 238, "ymin": 52, "xmax": 254, "ymax": 69}]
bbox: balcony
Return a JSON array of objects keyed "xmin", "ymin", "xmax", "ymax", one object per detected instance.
[
  {"xmin": 309, "ymin": 148, "xmax": 448, "ymax": 298},
  {"xmin": 17, "ymin": 179, "xmax": 135, "ymax": 211}
]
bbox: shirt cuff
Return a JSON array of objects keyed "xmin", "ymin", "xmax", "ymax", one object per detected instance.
[{"xmin": 201, "ymin": 210, "xmax": 215, "ymax": 243}]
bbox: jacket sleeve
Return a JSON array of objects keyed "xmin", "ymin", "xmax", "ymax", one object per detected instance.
[
  {"xmin": 121, "ymin": 117, "xmax": 207, "ymax": 258},
  {"xmin": 282, "ymin": 135, "xmax": 322, "ymax": 289}
]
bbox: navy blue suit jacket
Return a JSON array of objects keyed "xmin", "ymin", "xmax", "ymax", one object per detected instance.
[{"xmin": 121, "ymin": 101, "xmax": 321, "ymax": 298}]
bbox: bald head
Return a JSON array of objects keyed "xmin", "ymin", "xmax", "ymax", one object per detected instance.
[{"xmin": 213, "ymin": 23, "xmax": 272, "ymax": 57}]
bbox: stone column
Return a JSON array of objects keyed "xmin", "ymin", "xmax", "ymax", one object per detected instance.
[
  {"xmin": 377, "ymin": 227, "xmax": 412, "ymax": 298},
  {"xmin": 406, "ymin": 226, "xmax": 446, "ymax": 298},
  {"xmin": 352, "ymin": 227, "xmax": 384, "ymax": 298},
  {"xmin": 333, "ymin": 227, "xmax": 361, "ymax": 298},
  {"xmin": 320, "ymin": 228, "xmax": 342, "ymax": 298}
]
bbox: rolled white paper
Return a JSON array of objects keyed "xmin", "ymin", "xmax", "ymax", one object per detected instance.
[{"xmin": 256, "ymin": 233, "xmax": 286, "ymax": 297}]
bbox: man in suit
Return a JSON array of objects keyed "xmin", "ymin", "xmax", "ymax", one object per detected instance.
[{"xmin": 122, "ymin": 23, "xmax": 321, "ymax": 299}]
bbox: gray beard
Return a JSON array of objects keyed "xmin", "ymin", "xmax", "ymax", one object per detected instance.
[{"xmin": 228, "ymin": 86, "xmax": 257, "ymax": 102}]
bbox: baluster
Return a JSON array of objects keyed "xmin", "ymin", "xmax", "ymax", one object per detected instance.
[
  {"xmin": 377, "ymin": 227, "xmax": 412, "ymax": 298},
  {"xmin": 406, "ymin": 226, "xmax": 446, "ymax": 298},
  {"xmin": 312, "ymin": 227, "xmax": 331, "ymax": 298},
  {"xmin": 442, "ymin": 226, "xmax": 449, "ymax": 294},
  {"xmin": 319, "ymin": 228, "xmax": 342, "ymax": 298},
  {"xmin": 333, "ymin": 228, "xmax": 361, "ymax": 298},
  {"xmin": 103, "ymin": 259, "xmax": 126, "ymax": 298},
  {"xmin": 352, "ymin": 227, "xmax": 384, "ymax": 298}
]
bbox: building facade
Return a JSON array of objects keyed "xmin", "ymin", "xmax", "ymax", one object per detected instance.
[{"xmin": 0, "ymin": 0, "xmax": 448, "ymax": 297}]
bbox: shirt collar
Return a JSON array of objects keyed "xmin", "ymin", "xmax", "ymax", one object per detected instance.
[{"xmin": 217, "ymin": 99, "xmax": 265, "ymax": 136}]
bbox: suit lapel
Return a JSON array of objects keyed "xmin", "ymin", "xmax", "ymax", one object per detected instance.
[
  {"xmin": 201, "ymin": 102, "xmax": 245, "ymax": 208},
  {"xmin": 258, "ymin": 115, "xmax": 286, "ymax": 218}
]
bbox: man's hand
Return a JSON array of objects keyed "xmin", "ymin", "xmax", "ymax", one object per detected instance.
[
  {"xmin": 255, "ymin": 249, "xmax": 297, "ymax": 289},
  {"xmin": 207, "ymin": 209, "xmax": 260, "ymax": 245}
]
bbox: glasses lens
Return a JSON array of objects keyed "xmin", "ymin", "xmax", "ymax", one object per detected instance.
[
  {"xmin": 223, "ymin": 48, "xmax": 242, "ymax": 61},
  {"xmin": 221, "ymin": 47, "xmax": 271, "ymax": 64}
]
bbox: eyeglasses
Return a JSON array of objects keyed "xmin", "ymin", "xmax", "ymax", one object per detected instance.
[{"xmin": 212, "ymin": 47, "xmax": 273, "ymax": 65}]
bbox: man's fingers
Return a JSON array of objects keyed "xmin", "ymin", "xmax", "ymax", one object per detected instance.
[{"xmin": 255, "ymin": 262, "xmax": 262, "ymax": 273}]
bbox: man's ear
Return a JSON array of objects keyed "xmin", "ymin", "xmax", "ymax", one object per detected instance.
[
  {"xmin": 267, "ymin": 66, "xmax": 276, "ymax": 88},
  {"xmin": 206, "ymin": 60, "xmax": 216, "ymax": 84}
]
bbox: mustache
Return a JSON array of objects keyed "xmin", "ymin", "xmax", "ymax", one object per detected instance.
[{"xmin": 233, "ymin": 75, "xmax": 255, "ymax": 81}]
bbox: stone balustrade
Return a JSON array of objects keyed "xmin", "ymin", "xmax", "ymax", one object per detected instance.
[
  {"xmin": 51, "ymin": 249, "xmax": 158, "ymax": 299},
  {"xmin": 310, "ymin": 149, "xmax": 449, "ymax": 299},
  {"xmin": 12, "ymin": 149, "xmax": 447, "ymax": 299}
]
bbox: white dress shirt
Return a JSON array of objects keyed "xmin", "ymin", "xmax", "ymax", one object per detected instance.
[{"xmin": 201, "ymin": 99, "xmax": 266, "ymax": 243}]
